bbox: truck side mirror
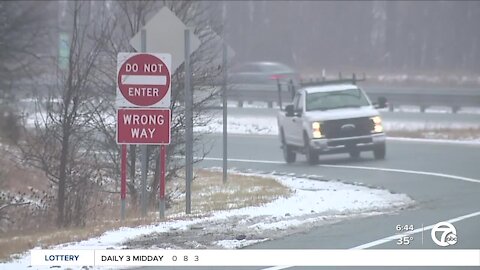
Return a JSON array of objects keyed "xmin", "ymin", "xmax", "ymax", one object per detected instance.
[
  {"xmin": 375, "ymin": 96, "xmax": 388, "ymax": 109},
  {"xmin": 285, "ymin": 104, "xmax": 294, "ymax": 117}
]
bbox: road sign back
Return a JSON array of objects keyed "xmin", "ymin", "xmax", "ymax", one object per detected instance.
[
  {"xmin": 117, "ymin": 53, "xmax": 171, "ymax": 108},
  {"xmin": 129, "ymin": 7, "xmax": 200, "ymax": 73}
]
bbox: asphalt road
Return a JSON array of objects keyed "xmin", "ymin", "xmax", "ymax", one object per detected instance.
[{"xmin": 135, "ymin": 134, "xmax": 480, "ymax": 270}]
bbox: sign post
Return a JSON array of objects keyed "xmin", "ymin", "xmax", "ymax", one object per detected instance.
[
  {"xmin": 184, "ymin": 29, "xmax": 193, "ymax": 215},
  {"xmin": 222, "ymin": 3, "xmax": 228, "ymax": 184},
  {"xmin": 116, "ymin": 48, "xmax": 172, "ymax": 219},
  {"xmin": 120, "ymin": 145, "xmax": 127, "ymax": 221},
  {"xmin": 159, "ymin": 145, "xmax": 166, "ymax": 219},
  {"xmin": 126, "ymin": 6, "xmax": 200, "ymax": 218},
  {"xmin": 140, "ymin": 29, "xmax": 148, "ymax": 218}
]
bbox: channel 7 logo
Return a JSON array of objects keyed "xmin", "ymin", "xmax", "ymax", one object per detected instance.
[{"xmin": 431, "ymin": 222, "xmax": 458, "ymax": 247}]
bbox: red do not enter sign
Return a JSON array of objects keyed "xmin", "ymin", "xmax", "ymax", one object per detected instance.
[{"xmin": 117, "ymin": 53, "xmax": 171, "ymax": 107}]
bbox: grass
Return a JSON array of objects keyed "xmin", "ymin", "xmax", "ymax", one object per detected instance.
[
  {"xmin": 0, "ymin": 169, "xmax": 291, "ymax": 262},
  {"xmin": 0, "ymin": 216, "xmax": 162, "ymax": 261},
  {"xmin": 167, "ymin": 170, "xmax": 291, "ymax": 215}
]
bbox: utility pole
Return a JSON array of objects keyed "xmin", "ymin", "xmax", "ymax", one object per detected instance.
[
  {"xmin": 140, "ymin": 29, "xmax": 148, "ymax": 217},
  {"xmin": 184, "ymin": 29, "xmax": 193, "ymax": 214},
  {"xmin": 222, "ymin": 1, "xmax": 228, "ymax": 184}
]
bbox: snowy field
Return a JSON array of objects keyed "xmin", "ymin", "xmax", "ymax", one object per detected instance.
[
  {"xmin": 23, "ymin": 108, "xmax": 480, "ymax": 138},
  {"xmin": 196, "ymin": 113, "xmax": 480, "ymax": 141},
  {"xmin": 1, "ymin": 171, "xmax": 414, "ymax": 270},
  {"xmin": 225, "ymin": 101, "xmax": 480, "ymax": 114},
  {"xmin": 20, "ymin": 98, "xmax": 480, "ymax": 143}
]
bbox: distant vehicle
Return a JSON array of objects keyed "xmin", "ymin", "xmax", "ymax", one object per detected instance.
[
  {"xmin": 277, "ymin": 83, "xmax": 388, "ymax": 164},
  {"xmin": 229, "ymin": 61, "xmax": 300, "ymax": 88}
]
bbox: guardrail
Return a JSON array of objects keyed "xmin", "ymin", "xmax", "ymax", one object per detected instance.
[
  {"xmin": 226, "ymin": 78, "xmax": 480, "ymax": 113},
  {"xmin": 364, "ymin": 88, "xmax": 480, "ymax": 113}
]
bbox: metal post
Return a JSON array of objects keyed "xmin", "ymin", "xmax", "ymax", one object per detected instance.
[
  {"xmin": 140, "ymin": 29, "xmax": 148, "ymax": 217},
  {"xmin": 159, "ymin": 145, "xmax": 166, "ymax": 219},
  {"xmin": 289, "ymin": 79, "xmax": 295, "ymax": 100},
  {"xmin": 129, "ymin": 144, "xmax": 136, "ymax": 202},
  {"xmin": 276, "ymin": 79, "xmax": 283, "ymax": 110},
  {"xmin": 120, "ymin": 145, "xmax": 127, "ymax": 221},
  {"xmin": 184, "ymin": 29, "xmax": 193, "ymax": 214},
  {"xmin": 222, "ymin": 5, "xmax": 228, "ymax": 184},
  {"xmin": 140, "ymin": 145, "xmax": 147, "ymax": 217}
]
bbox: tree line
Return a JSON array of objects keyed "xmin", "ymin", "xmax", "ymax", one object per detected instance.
[{"xmin": 225, "ymin": 1, "xmax": 480, "ymax": 73}]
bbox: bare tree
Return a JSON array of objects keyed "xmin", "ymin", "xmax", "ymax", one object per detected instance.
[
  {"xmin": 18, "ymin": 1, "xmax": 116, "ymax": 227},
  {"xmin": 225, "ymin": 1, "xmax": 480, "ymax": 73},
  {"xmin": 89, "ymin": 0, "xmax": 224, "ymax": 212},
  {"xmin": 0, "ymin": 1, "xmax": 52, "ymax": 98},
  {"xmin": 0, "ymin": 1, "xmax": 53, "ymax": 144}
]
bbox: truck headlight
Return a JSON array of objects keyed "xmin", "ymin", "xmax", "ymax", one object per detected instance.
[
  {"xmin": 312, "ymin": 121, "xmax": 323, "ymax": 138},
  {"xmin": 370, "ymin": 116, "xmax": 384, "ymax": 133}
]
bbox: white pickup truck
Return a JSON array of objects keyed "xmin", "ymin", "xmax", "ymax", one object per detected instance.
[{"xmin": 277, "ymin": 83, "xmax": 387, "ymax": 164}]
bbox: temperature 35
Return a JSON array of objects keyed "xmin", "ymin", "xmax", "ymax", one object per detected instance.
[
  {"xmin": 395, "ymin": 224, "xmax": 415, "ymax": 246},
  {"xmin": 397, "ymin": 236, "xmax": 414, "ymax": 245}
]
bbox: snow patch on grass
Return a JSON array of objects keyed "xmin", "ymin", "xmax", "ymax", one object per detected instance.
[{"xmin": 1, "ymin": 171, "xmax": 413, "ymax": 270}]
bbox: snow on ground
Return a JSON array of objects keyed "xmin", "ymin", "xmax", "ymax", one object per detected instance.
[
  {"xmin": 199, "ymin": 115, "xmax": 278, "ymax": 135},
  {"xmin": 24, "ymin": 110, "xmax": 480, "ymax": 143},
  {"xmin": 393, "ymin": 105, "xmax": 480, "ymax": 114},
  {"xmin": 1, "ymin": 171, "xmax": 414, "ymax": 270},
  {"xmin": 226, "ymin": 101, "xmax": 480, "ymax": 114},
  {"xmin": 195, "ymin": 113, "xmax": 480, "ymax": 140}
]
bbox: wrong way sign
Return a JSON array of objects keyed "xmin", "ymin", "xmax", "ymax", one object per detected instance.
[
  {"xmin": 116, "ymin": 53, "xmax": 171, "ymax": 108},
  {"xmin": 117, "ymin": 108, "xmax": 171, "ymax": 145}
]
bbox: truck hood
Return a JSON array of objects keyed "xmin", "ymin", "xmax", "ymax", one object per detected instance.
[{"xmin": 303, "ymin": 106, "xmax": 380, "ymax": 121}]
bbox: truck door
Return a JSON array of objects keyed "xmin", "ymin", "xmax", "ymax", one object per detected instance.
[
  {"xmin": 283, "ymin": 93, "xmax": 298, "ymax": 144},
  {"xmin": 290, "ymin": 91, "xmax": 305, "ymax": 146},
  {"xmin": 284, "ymin": 92, "xmax": 304, "ymax": 146}
]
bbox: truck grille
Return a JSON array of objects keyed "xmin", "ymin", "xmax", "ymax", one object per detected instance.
[{"xmin": 323, "ymin": 117, "xmax": 373, "ymax": 139}]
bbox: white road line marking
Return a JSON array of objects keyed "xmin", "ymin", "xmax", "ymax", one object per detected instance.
[
  {"xmin": 202, "ymin": 155, "xmax": 480, "ymax": 270},
  {"xmin": 320, "ymin": 164, "xmax": 480, "ymax": 184},
  {"xmin": 351, "ymin": 210, "xmax": 480, "ymax": 249},
  {"xmin": 202, "ymin": 156, "xmax": 480, "ymax": 184},
  {"xmin": 204, "ymin": 133, "xmax": 480, "ymax": 145},
  {"xmin": 258, "ymin": 211, "xmax": 480, "ymax": 270},
  {"xmin": 202, "ymin": 156, "xmax": 284, "ymax": 164},
  {"xmin": 260, "ymin": 266, "xmax": 292, "ymax": 270}
]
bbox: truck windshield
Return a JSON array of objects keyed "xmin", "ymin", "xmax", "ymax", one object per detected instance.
[{"xmin": 305, "ymin": 88, "xmax": 371, "ymax": 111}]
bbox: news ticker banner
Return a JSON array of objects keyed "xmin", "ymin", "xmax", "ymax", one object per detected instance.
[{"xmin": 31, "ymin": 249, "xmax": 480, "ymax": 267}]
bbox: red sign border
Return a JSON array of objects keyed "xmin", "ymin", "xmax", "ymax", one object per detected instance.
[
  {"xmin": 116, "ymin": 108, "xmax": 171, "ymax": 145},
  {"xmin": 116, "ymin": 52, "xmax": 171, "ymax": 108}
]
